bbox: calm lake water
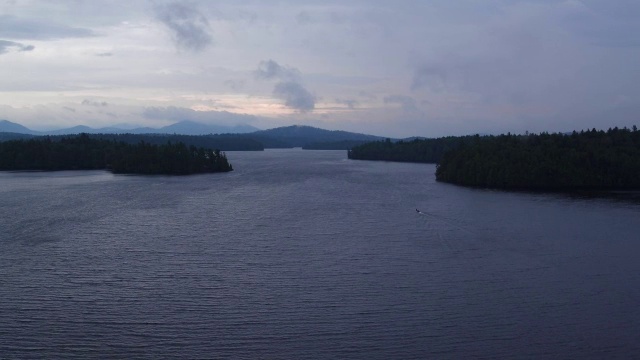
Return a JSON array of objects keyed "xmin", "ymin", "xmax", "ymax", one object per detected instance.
[{"xmin": 1, "ymin": 149, "xmax": 639, "ymax": 359}]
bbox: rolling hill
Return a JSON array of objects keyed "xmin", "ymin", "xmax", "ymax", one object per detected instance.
[
  {"xmin": 0, "ymin": 120, "xmax": 258, "ymax": 136},
  {"xmin": 247, "ymin": 125, "xmax": 383, "ymax": 148},
  {"xmin": 1, "ymin": 120, "xmax": 385, "ymax": 150}
]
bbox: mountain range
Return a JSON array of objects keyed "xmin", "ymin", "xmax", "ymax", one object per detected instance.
[
  {"xmin": 0, "ymin": 120, "xmax": 258, "ymax": 136},
  {"xmin": 0, "ymin": 120, "xmax": 385, "ymax": 150}
]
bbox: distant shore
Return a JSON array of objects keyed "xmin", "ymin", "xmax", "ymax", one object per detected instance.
[
  {"xmin": 0, "ymin": 134, "xmax": 233, "ymax": 175},
  {"xmin": 349, "ymin": 127, "xmax": 640, "ymax": 191}
]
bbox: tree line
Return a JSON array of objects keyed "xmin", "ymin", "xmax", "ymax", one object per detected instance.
[
  {"xmin": 0, "ymin": 134, "xmax": 233, "ymax": 175},
  {"xmin": 435, "ymin": 127, "xmax": 640, "ymax": 190},
  {"xmin": 348, "ymin": 127, "xmax": 640, "ymax": 190},
  {"xmin": 79, "ymin": 133, "xmax": 263, "ymax": 151},
  {"xmin": 0, "ymin": 132, "xmax": 264, "ymax": 151},
  {"xmin": 303, "ymin": 140, "xmax": 370, "ymax": 150},
  {"xmin": 348, "ymin": 137, "xmax": 472, "ymax": 163}
]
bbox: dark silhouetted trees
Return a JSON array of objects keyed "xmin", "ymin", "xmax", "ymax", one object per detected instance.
[
  {"xmin": 349, "ymin": 127, "xmax": 640, "ymax": 190},
  {"xmin": 0, "ymin": 134, "xmax": 233, "ymax": 175},
  {"xmin": 348, "ymin": 137, "xmax": 472, "ymax": 163},
  {"xmin": 435, "ymin": 127, "xmax": 640, "ymax": 190}
]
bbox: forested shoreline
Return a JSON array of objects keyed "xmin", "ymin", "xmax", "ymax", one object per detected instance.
[
  {"xmin": 436, "ymin": 128, "xmax": 640, "ymax": 190},
  {"xmin": 0, "ymin": 134, "xmax": 233, "ymax": 175},
  {"xmin": 349, "ymin": 127, "xmax": 640, "ymax": 190},
  {"xmin": 348, "ymin": 137, "xmax": 471, "ymax": 163},
  {"xmin": 89, "ymin": 133, "xmax": 263, "ymax": 151},
  {"xmin": 303, "ymin": 140, "xmax": 371, "ymax": 150}
]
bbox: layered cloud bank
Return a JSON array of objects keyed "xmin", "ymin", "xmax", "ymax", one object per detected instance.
[{"xmin": 1, "ymin": 0, "xmax": 639, "ymax": 137}]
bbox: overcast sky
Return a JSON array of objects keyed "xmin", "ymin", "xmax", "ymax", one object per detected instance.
[{"xmin": 1, "ymin": 0, "xmax": 639, "ymax": 137}]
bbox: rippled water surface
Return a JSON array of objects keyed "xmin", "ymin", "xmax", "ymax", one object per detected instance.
[{"xmin": 1, "ymin": 149, "xmax": 640, "ymax": 359}]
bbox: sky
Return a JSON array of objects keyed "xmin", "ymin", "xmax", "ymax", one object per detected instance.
[{"xmin": 1, "ymin": 0, "xmax": 639, "ymax": 138}]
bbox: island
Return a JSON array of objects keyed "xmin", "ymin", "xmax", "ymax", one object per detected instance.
[{"xmin": 0, "ymin": 134, "xmax": 233, "ymax": 175}]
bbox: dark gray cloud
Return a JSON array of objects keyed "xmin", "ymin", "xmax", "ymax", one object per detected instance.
[
  {"xmin": 0, "ymin": 15, "xmax": 94, "ymax": 40},
  {"xmin": 156, "ymin": 2, "xmax": 213, "ymax": 52},
  {"xmin": 0, "ymin": 40, "xmax": 34, "ymax": 54},
  {"xmin": 256, "ymin": 59, "xmax": 315, "ymax": 112},
  {"xmin": 296, "ymin": 11, "xmax": 314, "ymax": 25},
  {"xmin": 384, "ymin": 95, "xmax": 418, "ymax": 112},
  {"xmin": 358, "ymin": 91, "xmax": 377, "ymax": 100},
  {"xmin": 411, "ymin": 66, "xmax": 448, "ymax": 92},
  {"xmin": 223, "ymin": 79, "xmax": 245, "ymax": 91},
  {"xmin": 336, "ymin": 98, "xmax": 358, "ymax": 109},
  {"xmin": 255, "ymin": 59, "xmax": 301, "ymax": 81},
  {"xmin": 273, "ymin": 81, "xmax": 316, "ymax": 112},
  {"xmin": 82, "ymin": 99, "xmax": 109, "ymax": 107}
]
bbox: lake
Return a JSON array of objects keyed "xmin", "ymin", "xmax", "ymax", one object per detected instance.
[{"xmin": 1, "ymin": 149, "xmax": 639, "ymax": 359}]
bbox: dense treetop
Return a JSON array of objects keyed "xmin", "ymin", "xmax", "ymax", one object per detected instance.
[
  {"xmin": 435, "ymin": 127, "xmax": 640, "ymax": 190},
  {"xmin": 348, "ymin": 137, "xmax": 471, "ymax": 163},
  {"xmin": 0, "ymin": 132, "xmax": 35, "ymax": 142},
  {"xmin": 303, "ymin": 140, "xmax": 371, "ymax": 150},
  {"xmin": 0, "ymin": 134, "xmax": 233, "ymax": 175},
  {"xmin": 349, "ymin": 127, "xmax": 640, "ymax": 191},
  {"xmin": 84, "ymin": 133, "xmax": 263, "ymax": 151}
]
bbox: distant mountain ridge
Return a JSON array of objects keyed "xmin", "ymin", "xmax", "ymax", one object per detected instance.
[
  {"xmin": 158, "ymin": 121, "xmax": 258, "ymax": 135},
  {"xmin": 0, "ymin": 120, "xmax": 34, "ymax": 134},
  {"xmin": 0, "ymin": 120, "xmax": 385, "ymax": 150},
  {"xmin": 249, "ymin": 125, "xmax": 383, "ymax": 148},
  {"xmin": 0, "ymin": 119, "xmax": 259, "ymax": 136}
]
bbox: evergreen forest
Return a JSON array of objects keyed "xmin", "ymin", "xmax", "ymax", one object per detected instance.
[
  {"xmin": 435, "ymin": 128, "xmax": 640, "ymax": 190},
  {"xmin": 349, "ymin": 127, "xmax": 640, "ymax": 190},
  {"xmin": 303, "ymin": 140, "xmax": 371, "ymax": 150},
  {"xmin": 0, "ymin": 134, "xmax": 233, "ymax": 175},
  {"xmin": 348, "ymin": 137, "xmax": 472, "ymax": 163},
  {"xmin": 78, "ymin": 133, "xmax": 263, "ymax": 151}
]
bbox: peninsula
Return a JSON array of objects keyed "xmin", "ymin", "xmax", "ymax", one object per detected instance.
[
  {"xmin": 0, "ymin": 134, "xmax": 233, "ymax": 175},
  {"xmin": 349, "ymin": 127, "xmax": 640, "ymax": 191}
]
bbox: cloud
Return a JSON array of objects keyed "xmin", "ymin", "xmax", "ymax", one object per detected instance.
[
  {"xmin": 255, "ymin": 59, "xmax": 301, "ymax": 81},
  {"xmin": 336, "ymin": 98, "xmax": 358, "ymax": 109},
  {"xmin": 4, "ymin": 0, "xmax": 640, "ymax": 138},
  {"xmin": 223, "ymin": 79, "xmax": 245, "ymax": 91},
  {"xmin": 156, "ymin": 2, "xmax": 213, "ymax": 52},
  {"xmin": 273, "ymin": 82, "xmax": 316, "ymax": 112},
  {"xmin": 82, "ymin": 99, "xmax": 109, "ymax": 107},
  {"xmin": 358, "ymin": 91, "xmax": 377, "ymax": 100},
  {"xmin": 255, "ymin": 59, "xmax": 315, "ymax": 112},
  {"xmin": 296, "ymin": 11, "xmax": 314, "ymax": 25},
  {"xmin": 384, "ymin": 95, "xmax": 418, "ymax": 112},
  {"xmin": 0, "ymin": 15, "xmax": 94, "ymax": 40},
  {"xmin": 0, "ymin": 40, "xmax": 34, "ymax": 54},
  {"xmin": 411, "ymin": 66, "xmax": 448, "ymax": 92},
  {"xmin": 561, "ymin": 1, "xmax": 640, "ymax": 48},
  {"xmin": 96, "ymin": 52, "xmax": 113, "ymax": 57}
]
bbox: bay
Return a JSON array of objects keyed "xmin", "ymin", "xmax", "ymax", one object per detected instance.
[{"xmin": 1, "ymin": 149, "xmax": 639, "ymax": 359}]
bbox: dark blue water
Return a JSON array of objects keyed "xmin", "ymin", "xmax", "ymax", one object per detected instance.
[{"xmin": 1, "ymin": 149, "xmax": 639, "ymax": 359}]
